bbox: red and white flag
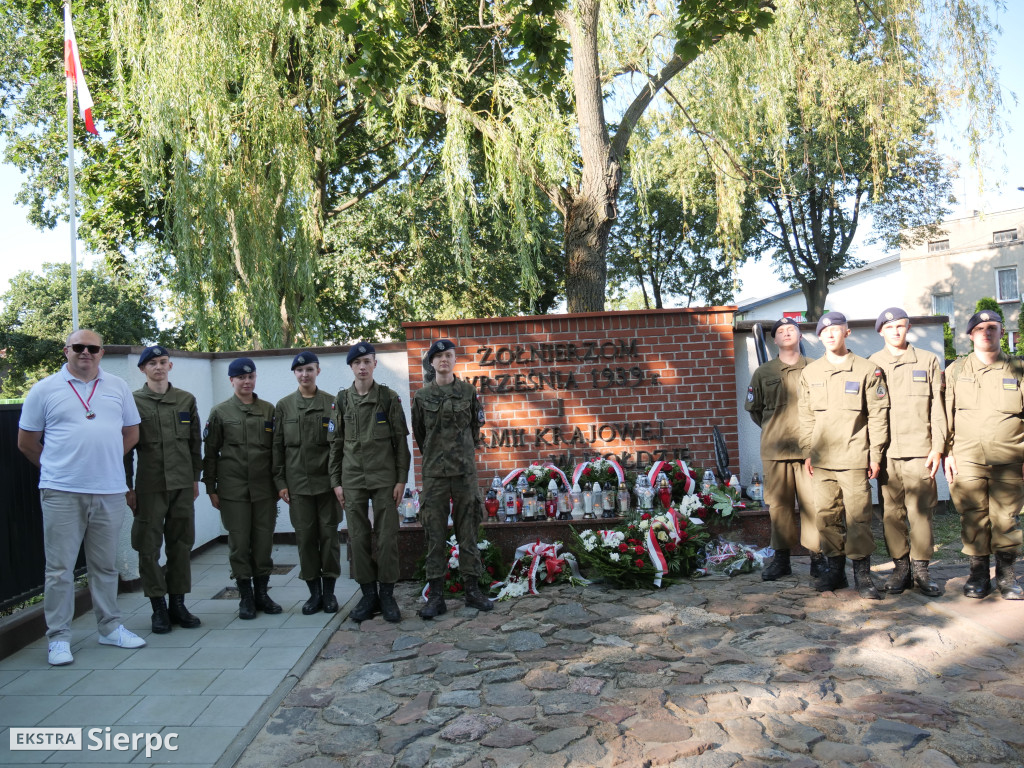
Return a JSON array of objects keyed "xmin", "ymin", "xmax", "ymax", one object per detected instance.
[{"xmin": 64, "ymin": 5, "xmax": 97, "ymax": 135}]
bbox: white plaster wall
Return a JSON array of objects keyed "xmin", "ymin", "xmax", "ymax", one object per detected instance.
[{"xmin": 733, "ymin": 318, "xmax": 949, "ymax": 504}]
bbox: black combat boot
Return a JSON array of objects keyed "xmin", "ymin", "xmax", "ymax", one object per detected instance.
[
  {"xmin": 167, "ymin": 594, "xmax": 201, "ymax": 628},
  {"xmin": 852, "ymin": 557, "xmax": 883, "ymax": 600},
  {"xmin": 302, "ymin": 579, "xmax": 323, "ymax": 615},
  {"xmin": 910, "ymin": 560, "xmax": 941, "ymax": 597},
  {"xmin": 884, "ymin": 555, "xmax": 912, "ymax": 594},
  {"xmin": 236, "ymin": 579, "xmax": 257, "ymax": 620},
  {"xmin": 814, "ymin": 555, "xmax": 848, "ymax": 592},
  {"xmin": 378, "ymin": 583, "xmax": 402, "ymax": 623},
  {"xmin": 253, "ymin": 575, "xmax": 283, "ymax": 614},
  {"xmin": 418, "ymin": 579, "xmax": 447, "ymax": 619},
  {"xmin": 322, "ymin": 578, "xmax": 339, "ymax": 613},
  {"xmin": 963, "ymin": 555, "xmax": 992, "ymax": 599},
  {"xmin": 150, "ymin": 596, "xmax": 171, "ymax": 634},
  {"xmin": 349, "ymin": 582, "xmax": 380, "ymax": 622},
  {"xmin": 762, "ymin": 549, "xmax": 792, "ymax": 581},
  {"xmin": 463, "ymin": 579, "xmax": 494, "ymax": 612},
  {"xmin": 995, "ymin": 552, "xmax": 1024, "ymax": 600},
  {"xmin": 809, "ymin": 552, "xmax": 827, "ymax": 580}
]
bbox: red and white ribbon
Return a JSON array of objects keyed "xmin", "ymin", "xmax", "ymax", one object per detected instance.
[
  {"xmin": 648, "ymin": 460, "xmax": 696, "ymax": 495},
  {"xmin": 506, "ymin": 540, "xmax": 588, "ymax": 595},
  {"xmin": 502, "ymin": 463, "xmax": 569, "ymax": 489},
  {"xmin": 572, "ymin": 459, "xmax": 625, "ymax": 486}
]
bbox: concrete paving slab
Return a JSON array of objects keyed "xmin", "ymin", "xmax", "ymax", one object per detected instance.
[
  {"xmin": 0, "ymin": 669, "xmax": 92, "ymax": 696},
  {"xmin": 185, "ymin": 647, "xmax": 258, "ymax": 670},
  {"xmin": 132, "ymin": 668, "xmax": 222, "ymax": 696},
  {"xmin": 117, "ymin": 694, "xmax": 214, "ymax": 726},
  {"xmin": 194, "ymin": 695, "xmax": 265, "ymax": 727},
  {"xmin": 37, "ymin": 695, "xmax": 141, "ymax": 727},
  {"xmin": 60, "ymin": 669, "xmax": 156, "ymax": 696},
  {"xmin": 202, "ymin": 669, "xmax": 287, "ymax": 697}
]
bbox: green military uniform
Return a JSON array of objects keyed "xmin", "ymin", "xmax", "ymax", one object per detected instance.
[
  {"xmin": 126, "ymin": 383, "xmax": 202, "ymax": 597},
  {"xmin": 203, "ymin": 395, "xmax": 278, "ymax": 579},
  {"xmin": 273, "ymin": 389, "xmax": 341, "ymax": 581},
  {"xmin": 328, "ymin": 382, "xmax": 411, "ymax": 584},
  {"xmin": 945, "ymin": 352, "xmax": 1024, "ymax": 557},
  {"xmin": 870, "ymin": 345, "xmax": 947, "ymax": 561},
  {"xmin": 411, "ymin": 376, "xmax": 483, "ymax": 580},
  {"xmin": 746, "ymin": 356, "xmax": 820, "ymax": 552},
  {"xmin": 799, "ymin": 353, "xmax": 890, "ymax": 559}
]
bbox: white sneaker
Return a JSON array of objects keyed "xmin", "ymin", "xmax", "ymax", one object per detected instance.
[
  {"xmin": 48, "ymin": 641, "xmax": 74, "ymax": 666},
  {"xmin": 98, "ymin": 625, "xmax": 146, "ymax": 649}
]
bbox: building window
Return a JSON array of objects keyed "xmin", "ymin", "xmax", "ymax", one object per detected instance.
[
  {"xmin": 932, "ymin": 293, "xmax": 954, "ymax": 327},
  {"xmin": 994, "ymin": 229, "xmax": 1019, "ymax": 244},
  {"xmin": 996, "ymin": 267, "xmax": 1020, "ymax": 303},
  {"xmin": 1010, "ymin": 331, "xmax": 1019, "ymax": 353},
  {"xmin": 928, "ymin": 239, "xmax": 950, "ymax": 253}
]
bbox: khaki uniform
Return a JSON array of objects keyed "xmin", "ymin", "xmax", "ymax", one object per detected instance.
[
  {"xmin": 327, "ymin": 383, "xmax": 411, "ymax": 584},
  {"xmin": 411, "ymin": 377, "xmax": 483, "ymax": 580},
  {"xmin": 799, "ymin": 353, "xmax": 890, "ymax": 559},
  {"xmin": 273, "ymin": 389, "xmax": 341, "ymax": 582},
  {"xmin": 745, "ymin": 356, "xmax": 819, "ymax": 551},
  {"xmin": 945, "ymin": 352, "xmax": 1024, "ymax": 556},
  {"xmin": 203, "ymin": 395, "xmax": 278, "ymax": 579},
  {"xmin": 126, "ymin": 383, "xmax": 202, "ymax": 597},
  {"xmin": 870, "ymin": 345, "xmax": 947, "ymax": 561}
]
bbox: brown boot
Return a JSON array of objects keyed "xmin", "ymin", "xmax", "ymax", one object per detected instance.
[
  {"xmin": 852, "ymin": 557, "xmax": 883, "ymax": 600},
  {"xmin": 761, "ymin": 549, "xmax": 791, "ymax": 581},
  {"xmin": 884, "ymin": 555, "xmax": 911, "ymax": 594},
  {"xmin": 910, "ymin": 560, "xmax": 941, "ymax": 597},
  {"xmin": 964, "ymin": 555, "xmax": 992, "ymax": 599},
  {"xmin": 995, "ymin": 552, "xmax": 1023, "ymax": 600}
]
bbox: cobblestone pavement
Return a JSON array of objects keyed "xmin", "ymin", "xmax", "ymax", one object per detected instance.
[{"xmin": 236, "ymin": 559, "xmax": 1024, "ymax": 768}]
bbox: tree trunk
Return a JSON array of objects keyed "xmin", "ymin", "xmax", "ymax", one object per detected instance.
[
  {"xmin": 564, "ymin": 193, "xmax": 615, "ymax": 312},
  {"xmin": 802, "ymin": 278, "xmax": 829, "ymax": 323},
  {"xmin": 561, "ymin": 0, "xmax": 620, "ymax": 313}
]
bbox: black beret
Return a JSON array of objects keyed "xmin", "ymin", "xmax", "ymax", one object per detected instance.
[
  {"xmin": 346, "ymin": 342, "xmax": 376, "ymax": 365},
  {"xmin": 815, "ymin": 311, "xmax": 848, "ymax": 336},
  {"xmin": 771, "ymin": 317, "xmax": 800, "ymax": 337},
  {"xmin": 874, "ymin": 307, "xmax": 910, "ymax": 332},
  {"xmin": 228, "ymin": 357, "xmax": 256, "ymax": 377},
  {"xmin": 966, "ymin": 310, "xmax": 1003, "ymax": 334},
  {"xmin": 427, "ymin": 338, "xmax": 456, "ymax": 361},
  {"xmin": 137, "ymin": 345, "xmax": 169, "ymax": 368},
  {"xmin": 291, "ymin": 351, "xmax": 319, "ymax": 370}
]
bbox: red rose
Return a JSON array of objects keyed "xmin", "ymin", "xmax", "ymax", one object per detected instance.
[
  {"xmin": 635, "ymin": 559, "xmax": 645, "ymax": 568},
  {"xmin": 527, "ymin": 474, "xmax": 537, "ymax": 483},
  {"xmin": 665, "ymin": 542, "xmax": 677, "ymax": 552},
  {"xmin": 680, "ymin": 531, "xmax": 689, "ymax": 542},
  {"xmin": 449, "ymin": 584, "xmax": 460, "ymax": 593},
  {"xmin": 679, "ymin": 518, "xmax": 688, "ymax": 529},
  {"xmin": 641, "ymin": 513, "xmax": 651, "ymax": 520},
  {"xmin": 486, "ymin": 566, "xmax": 495, "ymax": 575},
  {"xmin": 697, "ymin": 510, "xmax": 707, "ymax": 519},
  {"xmin": 746, "ymin": 552, "xmax": 754, "ymax": 560},
  {"xmin": 674, "ymin": 471, "xmax": 684, "ymax": 481},
  {"xmin": 582, "ymin": 467, "xmax": 592, "ymax": 475},
  {"xmin": 619, "ymin": 543, "xmax": 628, "ymax": 553},
  {"xmin": 634, "ymin": 545, "xmax": 645, "ymax": 555}
]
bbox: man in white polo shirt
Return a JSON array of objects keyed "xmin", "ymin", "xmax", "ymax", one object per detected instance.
[{"xmin": 18, "ymin": 328, "xmax": 147, "ymax": 666}]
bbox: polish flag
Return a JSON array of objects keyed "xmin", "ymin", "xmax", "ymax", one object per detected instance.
[{"xmin": 64, "ymin": 5, "xmax": 97, "ymax": 135}]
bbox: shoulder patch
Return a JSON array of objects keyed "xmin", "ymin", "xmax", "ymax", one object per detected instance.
[
  {"xmin": 747, "ymin": 386, "xmax": 754, "ymax": 403},
  {"xmin": 873, "ymin": 368, "xmax": 883, "ymax": 377},
  {"xmin": 203, "ymin": 421, "xmax": 210, "ymax": 439}
]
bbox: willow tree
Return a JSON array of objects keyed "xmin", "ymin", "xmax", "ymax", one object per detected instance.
[
  {"xmin": 664, "ymin": 0, "xmax": 1002, "ymax": 320},
  {"xmin": 289, "ymin": 0, "xmax": 777, "ymax": 312}
]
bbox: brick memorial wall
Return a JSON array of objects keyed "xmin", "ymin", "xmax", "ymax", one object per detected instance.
[{"xmin": 403, "ymin": 308, "xmax": 739, "ymax": 487}]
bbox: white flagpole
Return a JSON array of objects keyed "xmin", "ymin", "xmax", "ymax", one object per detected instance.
[{"xmin": 65, "ymin": 1, "xmax": 80, "ymax": 331}]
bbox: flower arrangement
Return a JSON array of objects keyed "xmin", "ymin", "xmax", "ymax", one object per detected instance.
[
  {"xmin": 697, "ymin": 537, "xmax": 772, "ymax": 577},
  {"xmin": 574, "ymin": 458, "xmax": 627, "ymax": 490},
  {"xmin": 493, "ymin": 541, "xmax": 589, "ymax": 600},
  {"xmin": 414, "ymin": 530, "xmax": 505, "ymax": 596},
  {"xmin": 677, "ymin": 488, "xmax": 736, "ymax": 525},
  {"xmin": 570, "ymin": 497, "xmax": 712, "ymax": 588},
  {"xmin": 503, "ymin": 462, "xmax": 571, "ymax": 493}
]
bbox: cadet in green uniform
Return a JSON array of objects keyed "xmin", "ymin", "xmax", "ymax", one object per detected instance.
[
  {"xmin": 203, "ymin": 357, "xmax": 282, "ymax": 619},
  {"xmin": 273, "ymin": 351, "xmax": 341, "ymax": 615},
  {"xmin": 944, "ymin": 311, "xmax": 1024, "ymax": 600},
  {"xmin": 745, "ymin": 317, "xmax": 824, "ymax": 582},
  {"xmin": 870, "ymin": 308, "xmax": 946, "ymax": 597},
  {"xmin": 412, "ymin": 339, "xmax": 492, "ymax": 618},
  {"xmin": 328, "ymin": 342, "xmax": 411, "ymax": 623},
  {"xmin": 799, "ymin": 311, "xmax": 890, "ymax": 598},
  {"xmin": 126, "ymin": 346, "xmax": 203, "ymax": 633}
]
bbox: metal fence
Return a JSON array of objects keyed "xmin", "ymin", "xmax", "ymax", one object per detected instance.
[{"xmin": 0, "ymin": 404, "xmax": 85, "ymax": 613}]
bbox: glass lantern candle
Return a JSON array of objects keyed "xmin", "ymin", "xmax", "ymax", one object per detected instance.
[
  {"xmin": 602, "ymin": 483, "xmax": 617, "ymax": 518},
  {"xmin": 617, "ymin": 484, "xmax": 631, "ymax": 515},
  {"xmin": 636, "ymin": 473, "xmax": 654, "ymax": 512},
  {"xmin": 583, "ymin": 483, "xmax": 596, "ymax": 519},
  {"xmin": 484, "ymin": 488, "xmax": 499, "ymax": 520},
  {"xmin": 658, "ymin": 473, "xmax": 672, "ymax": 509},
  {"xmin": 571, "ymin": 482, "xmax": 584, "ymax": 520},
  {"xmin": 546, "ymin": 479, "xmax": 559, "ymax": 519},
  {"xmin": 558, "ymin": 483, "xmax": 572, "ymax": 520},
  {"xmin": 400, "ymin": 487, "xmax": 418, "ymax": 524},
  {"xmin": 503, "ymin": 482, "xmax": 517, "ymax": 522}
]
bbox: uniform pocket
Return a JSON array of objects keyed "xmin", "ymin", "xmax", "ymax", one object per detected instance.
[
  {"xmin": 909, "ymin": 370, "xmax": 930, "ymax": 397},
  {"xmin": 223, "ymin": 419, "xmax": 244, "ymax": 445},
  {"xmin": 808, "ymin": 383, "xmax": 828, "ymax": 411},
  {"xmin": 283, "ymin": 417, "xmax": 301, "ymax": 447},
  {"xmin": 764, "ymin": 378, "xmax": 783, "ymax": 408},
  {"xmin": 451, "ymin": 399, "xmax": 471, "ymax": 430},
  {"xmin": 998, "ymin": 378, "xmax": 1023, "ymax": 414},
  {"xmin": 140, "ymin": 415, "xmax": 161, "ymax": 444}
]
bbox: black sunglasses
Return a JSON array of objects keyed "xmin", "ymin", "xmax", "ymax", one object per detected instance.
[{"xmin": 68, "ymin": 344, "xmax": 102, "ymax": 354}]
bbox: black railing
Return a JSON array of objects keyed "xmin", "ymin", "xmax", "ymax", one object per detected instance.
[{"xmin": 0, "ymin": 404, "xmax": 85, "ymax": 613}]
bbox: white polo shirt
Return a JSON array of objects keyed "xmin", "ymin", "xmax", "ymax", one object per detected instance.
[{"xmin": 19, "ymin": 364, "xmax": 142, "ymax": 494}]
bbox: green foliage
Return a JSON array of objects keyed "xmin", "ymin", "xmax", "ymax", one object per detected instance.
[
  {"xmin": 943, "ymin": 322, "xmax": 956, "ymax": 361},
  {"xmin": 0, "ymin": 262, "xmax": 160, "ymax": 398}
]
